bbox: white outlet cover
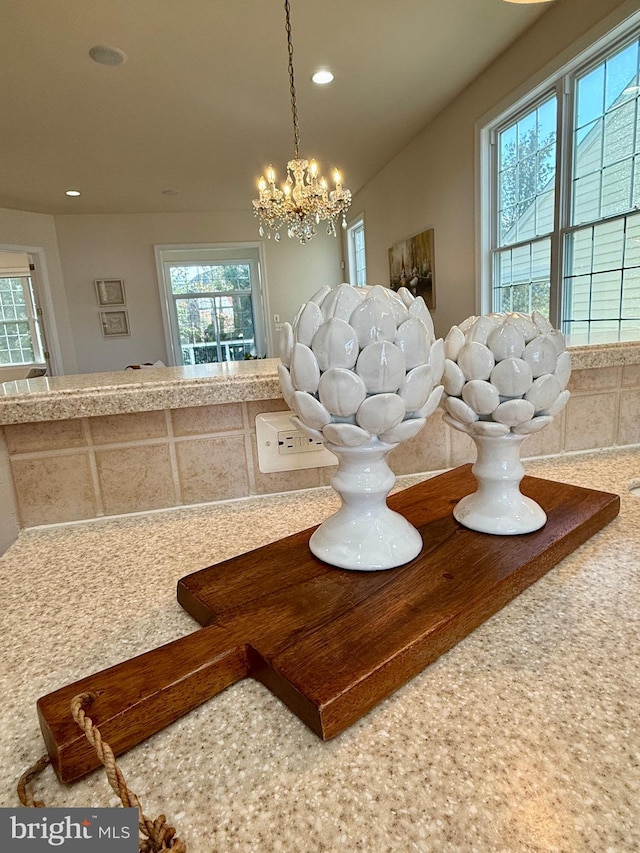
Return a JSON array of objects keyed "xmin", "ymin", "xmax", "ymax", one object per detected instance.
[{"xmin": 255, "ymin": 411, "xmax": 337, "ymax": 473}]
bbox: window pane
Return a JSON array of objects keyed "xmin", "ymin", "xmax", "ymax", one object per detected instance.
[
  {"xmin": 592, "ymin": 218, "xmax": 625, "ymax": 271},
  {"xmin": 622, "ymin": 268, "xmax": 640, "ymax": 317},
  {"xmin": 0, "ymin": 321, "xmax": 34, "ymax": 364},
  {"xmin": 169, "ymin": 264, "xmax": 252, "ymax": 295},
  {"xmin": 568, "ymin": 226, "xmax": 594, "ymax": 276},
  {"xmin": 605, "ymin": 42, "xmax": 638, "ymax": 109},
  {"xmin": 0, "ymin": 277, "xmax": 38, "ymax": 364},
  {"xmin": 625, "ymin": 215, "xmax": 640, "ymax": 266},
  {"xmin": 563, "ymin": 211, "xmax": 640, "ymax": 341},
  {"xmin": 573, "ymin": 39, "xmax": 640, "ymax": 226},
  {"xmin": 497, "ymin": 97, "xmax": 556, "ymax": 247},
  {"xmin": 603, "ymin": 101, "xmax": 635, "ymax": 165},
  {"xmin": 576, "ymin": 64, "xmax": 604, "ymax": 129},
  {"xmin": 572, "ymin": 170, "xmax": 601, "ymax": 223},
  {"xmin": 590, "ymin": 270, "xmax": 622, "ymax": 319},
  {"xmin": 601, "ymin": 160, "xmax": 633, "ymax": 216},
  {"xmin": 620, "ymin": 319, "xmax": 640, "ymax": 340},
  {"xmin": 492, "ymin": 239, "xmax": 551, "ymax": 317},
  {"xmin": 564, "ymin": 273, "xmax": 592, "ymax": 321},
  {"xmin": 175, "ymin": 294, "xmax": 256, "ymax": 365}
]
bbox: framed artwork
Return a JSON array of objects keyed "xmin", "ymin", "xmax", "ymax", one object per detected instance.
[
  {"xmin": 388, "ymin": 228, "xmax": 435, "ymax": 309},
  {"xmin": 100, "ymin": 309, "xmax": 130, "ymax": 337},
  {"xmin": 95, "ymin": 278, "xmax": 126, "ymax": 306}
]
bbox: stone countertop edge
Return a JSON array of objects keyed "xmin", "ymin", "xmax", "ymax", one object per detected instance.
[{"xmin": 0, "ymin": 341, "xmax": 638, "ymax": 424}]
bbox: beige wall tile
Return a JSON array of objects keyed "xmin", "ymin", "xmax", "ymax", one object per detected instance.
[
  {"xmin": 250, "ymin": 435, "xmax": 323, "ymax": 495},
  {"xmin": 245, "ymin": 398, "xmax": 289, "ymax": 426},
  {"xmin": 622, "ymin": 364, "xmax": 640, "ymax": 388},
  {"xmin": 568, "ymin": 367, "xmax": 619, "ymax": 392},
  {"xmin": 389, "ymin": 412, "xmax": 449, "ymax": 475},
  {"xmin": 521, "ymin": 412, "xmax": 564, "ymax": 459},
  {"xmin": 172, "ymin": 403, "xmax": 244, "ymax": 436},
  {"xmin": 449, "ymin": 425, "xmax": 476, "ymax": 468},
  {"xmin": 11, "ymin": 453, "xmax": 96, "ymax": 526},
  {"xmin": 176, "ymin": 435, "xmax": 249, "ymax": 503},
  {"xmin": 89, "ymin": 411, "xmax": 167, "ymax": 444},
  {"xmin": 618, "ymin": 390, "xmax": 640, "ymax": 447},
  {"xmin": 4, "ymin": 419, "xmax": 86, "ymax": 454},
  {"xmin": 565, "ymin": 392, "xmax": 618, "ymax": 452},
  {"xmin": 96, "ymin": 445, "xmax": 176, "ymax": 515}
]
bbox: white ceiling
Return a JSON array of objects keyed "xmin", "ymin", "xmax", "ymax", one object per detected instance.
[{"xmin": 0, "ymin": 0, "xmax": 550, "ymax": 216}]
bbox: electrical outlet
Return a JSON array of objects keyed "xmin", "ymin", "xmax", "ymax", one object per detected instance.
[{"xmin": 255, "ymin": 412, "xmax": 337, "ymax": 473}]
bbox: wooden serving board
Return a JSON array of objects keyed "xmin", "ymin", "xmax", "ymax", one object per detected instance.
[{"xmin": 37, "ymin": 465, "xmax": 619, "ymax": 783}]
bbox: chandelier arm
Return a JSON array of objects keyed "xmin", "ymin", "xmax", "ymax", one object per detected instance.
[{"xmin": 284, "ymin": 0, "xmax": 300, "ymax": 160}]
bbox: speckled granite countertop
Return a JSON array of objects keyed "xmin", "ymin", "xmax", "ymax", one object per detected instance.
[
  {"xmin": 1, "ymin": 342, "xmax": 639, "ymax": 425},
  {"xmin": 0, "ymin": 360, "xmax": 282, "ymax": 424},
  {"xmin": 1, "ymin": 447, "xmax": 639, "ymax": 852}
]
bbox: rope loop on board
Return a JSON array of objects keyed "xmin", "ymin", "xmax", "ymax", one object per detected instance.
[{"xmin": 17, "ymin": 691, "xmax": 186, "ymax": 852}]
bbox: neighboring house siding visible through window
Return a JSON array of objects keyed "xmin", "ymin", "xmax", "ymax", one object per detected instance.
[{"xmin": 481, "ymin": 14, "xmax": 640, "ymax": 345}]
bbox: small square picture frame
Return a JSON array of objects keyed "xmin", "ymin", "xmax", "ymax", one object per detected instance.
[
  {"xmin": 100, "ymin": 309, "xmax": 130, "ymax": 337},
  {"xmin": 95, "ymin": 278, "xmax": 126, "ymax": 307}
]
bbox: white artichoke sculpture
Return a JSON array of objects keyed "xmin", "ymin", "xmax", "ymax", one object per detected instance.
[
  {"xmin": 441, "ymin": 311, "xmax": 571, "ymax": 437},
  {"xmin": 278, "ymin": 283, "xmax": 444, "ymax": 571},
  {"xmin": 279, "ymin": 283, "xmax": 444, "ymax": 448},
  {"xmin": 441, "ymin": 311, "xmax": 571, "ymax": 535}
]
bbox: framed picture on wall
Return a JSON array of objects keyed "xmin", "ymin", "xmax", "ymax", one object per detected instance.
[
  {"xmin": 100, "ymin": 309, "xmax": 130, "ymax": 337},
  {"xmin": 388, "ymin": 228, "xmax": 435, "ymax": 309},
  {"xmin": 95, "ymin": 278, "xmax": 126, "ymax": 306}
]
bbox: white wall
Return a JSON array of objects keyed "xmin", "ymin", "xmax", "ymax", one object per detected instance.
[
  {"xmin": 54, "ymin": 210, "xmax": 342, "ymax": 372},
  {"xmin": 348, "ymin": 0, "xmax": 636, "ymax": 340},
  {"xmin": 0, "ymin": 207, "xmax": 78, "ymax": 374}
]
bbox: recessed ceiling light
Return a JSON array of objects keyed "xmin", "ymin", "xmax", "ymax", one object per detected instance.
[
  {"xmin": 312, "ymin": 69, "xmax": 334, "ymax": 85},
  {"xmin": 89, "ymin": 45, "xmax": 127, "ymax": 66},
  {"xmin": 65, "ymin": 190, "xmax": 81, "ymax": 197}
]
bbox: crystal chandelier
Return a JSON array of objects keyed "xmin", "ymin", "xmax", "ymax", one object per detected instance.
[{"xmin": 252, "ymin": 0, "xmax": 352, "ymax": 244}]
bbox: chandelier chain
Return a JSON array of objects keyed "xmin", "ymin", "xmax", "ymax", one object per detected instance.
[
  {"xmin": 285, "ymin": 0, "xmax": 300, "ymax": 160},
  {"xmin": 252, "ymin": 0, "xmax": 351, "ymax": 243}
]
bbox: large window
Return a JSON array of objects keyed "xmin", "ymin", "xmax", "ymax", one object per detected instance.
[
  {"xmin": 0, "ymin": 273, "xmax": 45, "ymax": 366},
  {"xmin": 482, "ymin": 14, "xmax": 640, "ymax": 345},
  {"xmin": 155, "ymin": 246, "xmax": 266, "ymax": 366}
]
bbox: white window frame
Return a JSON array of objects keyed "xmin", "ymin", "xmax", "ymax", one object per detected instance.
[
  {"xmin": 478, "ymin": 10, "xmax": 640, "ymax": 344},
  {"xmin": 154, "ymin": 243, "xmax": 268, "ymax": 366},
  {"xmin": 346, "ymin": 215, "xmax": 367, "ymax": 286}
]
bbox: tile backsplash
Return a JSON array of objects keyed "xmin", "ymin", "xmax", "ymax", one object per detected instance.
[{"xmin": 3, "ymin": 364, "xmax": 639, "ymax": 529}]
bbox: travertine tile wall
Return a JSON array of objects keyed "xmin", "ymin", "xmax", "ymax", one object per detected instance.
[{"xmin": 3, "ymin": 364, "xmax": 639, "ymax": 528}]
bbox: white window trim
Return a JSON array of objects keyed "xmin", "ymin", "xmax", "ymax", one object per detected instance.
[
  {"xmin": 154, "ymin": 242, "xmax": 269, "ymax": 365},
  {"xmin": 476, "ymin": 8, "xmax": 640, "ymax": 324},
  {"xmin": 346, "ymin": 214, "xmax": 367, "ymax": 286}
]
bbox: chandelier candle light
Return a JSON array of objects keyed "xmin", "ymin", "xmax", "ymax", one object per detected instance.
[{"xmin": 252, "ymin": 0, "xmax": 352, "ymax": 243}]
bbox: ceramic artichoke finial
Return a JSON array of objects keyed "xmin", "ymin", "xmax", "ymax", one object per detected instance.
[
  {"xmin": 441, "ymin": 311, "xmax": 571, "ymax": 437},
  {"xmin": 278, "ymin": 283, "xmax": 444, "ymax": 447}
]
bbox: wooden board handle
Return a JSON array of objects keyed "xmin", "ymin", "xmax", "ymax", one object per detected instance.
[{"xmin": 37, "ymin": 624, "xmax": 248, "ymax": 783}]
